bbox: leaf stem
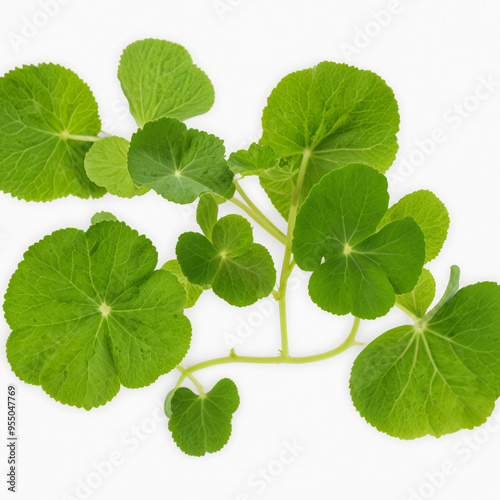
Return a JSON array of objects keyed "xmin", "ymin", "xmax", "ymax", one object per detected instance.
[
  {"xmin": 287, "ymin": 317, "xmax": 362, "ymax": 363},
  {"xmin": 277, "ymin": 150, "xmax": 312, "ymax": 359},
  {"xmin": 174, "ymin": 316, "xmax": 362, "ymax": 387},
  {"xmin": 175, "ymin": 366, "xmax": 205, "ymax": 395},
  {"xmin": 229, "ymin": 197, "xmax": 286, "ymax": 244},
  {"xmin": 233, "ymin": 181, "xmax": 286, "ymax": 240},
  {"xmin": 172, "ymin": 149, "xmax": 360, "ymax": 399}
]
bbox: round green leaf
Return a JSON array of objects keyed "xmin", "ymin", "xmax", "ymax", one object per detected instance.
[
  {"xmin": 176, "ymin": 215, "xmax": 276, "ymax": 307},
  {"xmin": 350, "ymin": 282, "xmax": 500, "ymax": 439},
  {"xmin": 128, "ymin": 117, "xmax": 234, "ymax": 204},
  {"xmin": 85, "ymin": 136, "xmax": 149, "ymax": 198},
  {"xmin": 168, "ymin": 378, "xmax": 240, "ymax": 456},
  {"xmin": 293, "ymin": 164, "xmax": 425, "ymax": 319},
  {"xmin": 5, "ymin": 221, "xmax": 192, "ymax": 409},
  {"xmin": 379, "ymin": 190, "xmax": 450, "ymax": 263},
  {"xmin": 260, "ymin": 62, "xmax": 400, "ymax": 218},
  {"xmin": 118, "ymin": 39, "xmax": 215, "ymax": 127},
  {"xmin": 0, "ymin": 63, "xmax": 105, "ymax": 201}
]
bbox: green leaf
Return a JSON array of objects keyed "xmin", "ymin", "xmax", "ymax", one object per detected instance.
[
  {"xmin": 379, "ymin": 190, "xmax": 450, "ymax": 263},
  {"xmin": 228, "ymin": 143, "xmax": 284, "ymax": 177},
  {"xmin": 162, "ymin": 259, "xmax": 205, "ymax": 308},
  {"xmin": 260, "ymin": 62, "xmax": 400, "ymax": 217},
  {"xmin": 128, "ymin": 118, "xmax": 234, "ymax": 204},
  {"xmin": 212, "ymin": 214, "xmax": 254, "ymax": 256},
  {"xmin": 168, "ymin": 378, "xmax": 240, "ymax": 456},
  {"xmin": 85, "ymin": 136, "xmax": 149, "ymax": 198},
  {"xmin": 426, "ymin": 265, "xmax": 461, "ymax": 321},
  {"xmin": 91, "ymin": 211, "xmax": 118, "ymax": 225},
  {"xmin": 164, "ymin": 388, "xmax": 177, "ymax": 418},
  {"xmin": 228, "ymin": 142, "xmax": 298, "ymax": 219},
  {"xmin": 0, "ymin": 64, "xmax": 105, "ymax": 201},
  {"xmin": 293, "ymin": 164, "xmax": 425, "ymax": 319},
  {"xmin": 176, "ymin": 215, "xmax": 276, "ymax": 307},
  {"xmin": 118, "ymin": 39, "xmax": 215, "ymax": 127},
  {"xmin": 396, "ymin": 269, "xmax": 436, "ymax": 319},
  {"xmin": 4, "ymin": 221, "xmax": 192, "ymax": 409},
  {"xmin": 196, "ymin": 194, "xmax": 219, "ymax": 240},
  {"xmin": 259, "ymin": 161, "xmax": 298, "ymax": 219},
  {"xmin": 350, "ymin": 282, "xmax": 500, "ymax": 439}
]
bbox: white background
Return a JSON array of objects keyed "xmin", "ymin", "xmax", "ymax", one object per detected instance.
[{"xmin": 1, "ymin": 1, "xmax": 500, "ymax": 499}]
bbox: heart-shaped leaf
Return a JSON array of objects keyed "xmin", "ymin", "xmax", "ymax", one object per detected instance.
[
  {"xmin": 118, "ymin": 39, "xmax": 215, "ymax": 127},
  {"xmin": 168, "ymin": 378, "xmax": 240, "ymax": 456}
]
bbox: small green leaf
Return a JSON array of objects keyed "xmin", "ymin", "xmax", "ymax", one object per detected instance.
[
  {"xmin": 0, "ymin": 64, "xmax": 105, "ymax": 201},
  {"xmin": 91, "ymin": 211, "xmax": 118, "ymax": 225},
  {"xmin": 162, "ymin": 259, "xmax": 206, "ymax": 308},
  {"xmin": 168, "ymin": 378, "xmax": 240, "ymax": 456},
  {"xmin": 196, "ymin": 194, "xmax": 219, "ymax": 240},
  {"xmin": 128, "ymin": 118, "xmax": 234, "ymax": 204},
  {"xmin": 176, "ymin": 215, "xmax": 276, "ymax": 307},
  {"xmin": 5, "ymin": 221, "xmax": 192, "ymax": 409},
  {"xmin": 350, "ymin": 282, "xmax": 500, "ymax": 439},
  {"xmin": 396, "ymin": 269, "xmax": 436, "ymax": 319},
  {"xmin": 228, "ymin": 143, "xmax": 298, "ymax": 219},
  {"xmin": 85, "ymin": 136, "xmax": 149, "ymax": 198},
  {"xmin": 228, "ymin": 143, "xmax": 284, "ymax": 177},
  {"xmin": 118, "ymin": 39, "xmax": 215, "ymax": 127},
  {"xmin": 260, "ymin": 62, "xmax": 400, "ymax": 217},
  {"xmin": 293, "ymin": 164, "xmax": 425, "ymax": 319},
  {"xmin": 379, "ymin": 190, "xmax": 450, "ymax": 263}
]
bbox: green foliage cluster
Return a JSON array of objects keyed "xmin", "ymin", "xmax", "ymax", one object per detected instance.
[{"xmin": 1, "ymin": 39, "xmax": 499, "ymax": 456}]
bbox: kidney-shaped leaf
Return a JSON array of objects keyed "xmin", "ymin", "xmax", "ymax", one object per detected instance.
[
  {"xmin": 176, "ymin": 215, "xmax": 276, "ymax": 306},
  {"xmin": 4, "ymin": 221, "xmax": 192, "ymax": 410},
  {"xmin": 118, "ymin": 39, "xmax": 215, "ymax": 127},
  {"xmin": 293, "ymin": 164, "xmax": 425, "ymax": 319},
  {"xmin": 350, "ymin": 282, "xmax": 500, "ymax": 439},
  {"xmin": 168, "ymin": 378, "xmax": 240, "ymax": 456},
  {"xmin": 128, "ymin": 118, "xmax": 234, "ymax": 204},
  {"xmin": 0, "ymin": 64, "xmax": 105, "ymax": 201},
  {"xmin": 260, "ymin": 62, "xmax": 400, "ymax": 216}
]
